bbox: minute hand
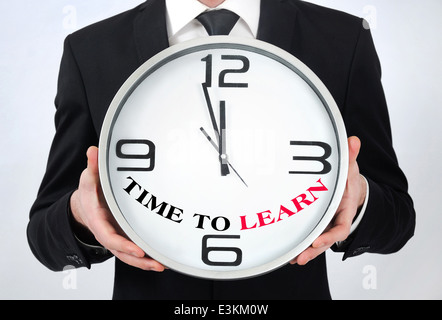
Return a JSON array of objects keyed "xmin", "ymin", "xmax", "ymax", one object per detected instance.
[{"xmin": 201, "ymin": 84, "xmax": 220, "ymax": 144}]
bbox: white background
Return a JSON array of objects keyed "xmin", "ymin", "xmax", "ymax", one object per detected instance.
[{"xmin": 0, "ymin": 0, "xmax": 440, "ymax": 300}]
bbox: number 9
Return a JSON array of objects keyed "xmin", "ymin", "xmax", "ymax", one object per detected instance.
[{"xmin": 116, "ymin": 139, "xmax": 156, "ymax": 172}]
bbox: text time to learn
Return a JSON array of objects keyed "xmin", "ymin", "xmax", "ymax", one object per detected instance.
[{"xmin": 122, "ymin": 176, "xmax": 328, "ymax": 233}]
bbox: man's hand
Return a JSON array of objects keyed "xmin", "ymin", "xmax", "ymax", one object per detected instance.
[
  {"xmin": 70, "ymin": 146, "xmax": 165, "ymax": 272},
  {"xmin": 291, "ymin": 136, "xmax": 367, "ymax": 265}
]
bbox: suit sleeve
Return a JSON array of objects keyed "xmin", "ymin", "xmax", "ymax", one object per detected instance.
[
  {"xmin": 27, "ymin": 36, "xmax": 112, "ymax": 271},
  {"xmin": 334, "ymin": 22, "xmax": 416, "ymax": 259}
]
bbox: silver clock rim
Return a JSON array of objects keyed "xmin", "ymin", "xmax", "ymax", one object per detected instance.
[{"xmin": 99, "ymin": 36, "xmax": 348, "ymax": 280}]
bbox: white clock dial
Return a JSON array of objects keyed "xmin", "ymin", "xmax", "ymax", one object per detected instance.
[{"xmin": 99, "ymin": 37, "xmax": 348, "ymax": 280}]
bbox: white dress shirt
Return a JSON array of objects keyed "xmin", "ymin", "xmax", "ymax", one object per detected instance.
[{"xmin": 166, "ymin": 0, "xmax": 261, "ymax": 45}]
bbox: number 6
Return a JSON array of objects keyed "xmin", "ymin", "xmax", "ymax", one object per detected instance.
[{"xmin": 201, "ymin": 235, "xmax": 242, "ymax": 267}]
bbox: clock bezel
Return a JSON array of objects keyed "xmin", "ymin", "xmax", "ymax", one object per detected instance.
[{"xmin": 99, "ymin": 36, "xmax": 348, "ymax": 280}]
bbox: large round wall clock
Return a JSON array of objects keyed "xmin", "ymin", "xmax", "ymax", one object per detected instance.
[{"xmin": 99, "ymin": 36, "xmax": 348, "ymax": 280}]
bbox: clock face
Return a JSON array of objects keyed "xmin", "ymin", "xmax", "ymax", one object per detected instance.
[{"xmin": 99, "ymin": 37, "xmax": 348, "ymax": 280}]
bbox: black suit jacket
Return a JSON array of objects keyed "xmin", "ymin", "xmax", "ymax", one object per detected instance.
[{"xmin": 27, "ymin": 0, "xmax": 415, "ymax": 300}]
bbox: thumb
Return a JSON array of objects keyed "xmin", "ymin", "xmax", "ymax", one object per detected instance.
[
  {"xmin": 86, "ymin": 146, "xmax": 100, "ymax": 176},
  {"xmin": 348, "ymin": 136, "xmax": 361, "ymax": 164}
]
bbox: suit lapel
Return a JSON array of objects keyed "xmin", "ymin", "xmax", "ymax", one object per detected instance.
[
  {"xmin": 133, "ymin": 0, "xmax": 169, "ymax": 64},
  {"xmin": 257, "ymin": 0, "xmax": 298, "ymax": 53}
]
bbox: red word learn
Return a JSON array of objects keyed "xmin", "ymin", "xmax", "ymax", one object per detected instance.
[{"xmin": 239, "ymin": 179, "xmax": 329, "ymax": 230}]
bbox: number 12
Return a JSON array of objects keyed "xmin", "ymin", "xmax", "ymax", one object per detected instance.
[{"xmin": 202, "ymin": 54, "xmax": 249, "ymax": 88}]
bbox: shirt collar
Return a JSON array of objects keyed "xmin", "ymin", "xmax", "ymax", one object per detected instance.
[{"xmin": 166, "ymin": 0, "xmax": 260, "ymax": 38}]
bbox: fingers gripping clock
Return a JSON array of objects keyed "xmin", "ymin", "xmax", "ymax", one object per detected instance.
[{"xmin": 99, "ymin": 37, "xmax": 348, "ymax": 280}]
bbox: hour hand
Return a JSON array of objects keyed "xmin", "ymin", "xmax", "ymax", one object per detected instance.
[
  {"xmin": 200, "ymin": 127, "xmax": 248, "ymax": 187},
  {"xmin": 219, "ymin": 101, "xmax": 230, "ymax": 176}
]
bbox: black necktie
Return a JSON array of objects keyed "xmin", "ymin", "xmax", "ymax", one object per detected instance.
[{"xmin": 196, "ymin": 9, "xmax": 240, "ymax": 36}]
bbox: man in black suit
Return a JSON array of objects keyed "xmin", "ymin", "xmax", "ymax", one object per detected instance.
[{"xmin": 27, "ymin": 0, "xmax": 415, "ymax": 299}]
